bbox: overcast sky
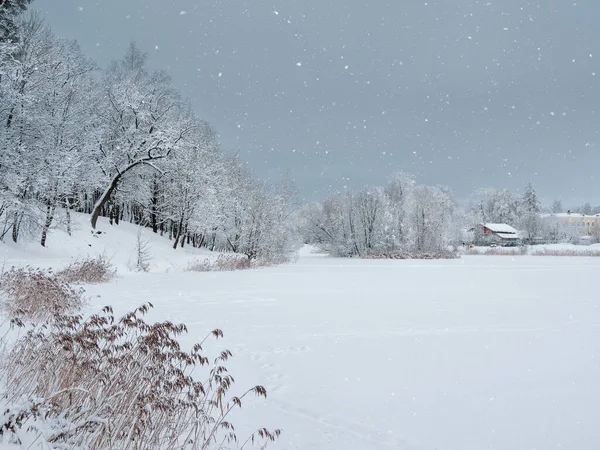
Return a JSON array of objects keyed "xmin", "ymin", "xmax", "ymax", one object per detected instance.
[{"xmin": 34, "ymin": 1, "xmax": 600, "ymax": 205}]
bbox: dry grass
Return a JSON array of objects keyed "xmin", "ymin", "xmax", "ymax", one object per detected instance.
[
  {"xmin": 1, "ymin": 303, "xmax": 281, "ymax": 449},
  {"xmin": 213, "ymin": 254, "xmax": 252, "ymax": 271},
  {"xmin": 0, "ymin": 267, "xmax": 85, "ymax": 322},
  {"xmin": 463, "ymin": 247, "xmax": 527, "ymax": 256},
  {"xmin": 364, "ymin": 249, "xmax": 459, "ymax": 260},
  {"xmin": 463, "ymin": 247, "xmax": 600, "ymax": 257},
  {"xmin": 186, "ymin": 258, "xmax": 214, "ymax": 272},
  {"xmin": 57, "ymin": 254, "xmax": 116, "ymax": 284},
  {"xmin": 530, "ymin": 248, "xmax": 600, "ymax": 257},
  {"xmin": 186, "ymin": 254, "xmax": 283, "ymax": 272}
]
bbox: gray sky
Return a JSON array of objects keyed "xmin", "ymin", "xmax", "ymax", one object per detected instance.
[{"xmin": 34, "ymin": 0, "xmax": 600, "ymax": 205}]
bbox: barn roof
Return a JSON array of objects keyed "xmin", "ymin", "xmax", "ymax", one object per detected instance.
[{"xmin": 482, "ymin": 223, "xmax": 519, "ymax": 234}]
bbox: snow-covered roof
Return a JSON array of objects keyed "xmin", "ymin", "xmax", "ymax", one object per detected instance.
[{"xmin": 482, "ymin": 223, "xmax": 518, "ymax": 234}]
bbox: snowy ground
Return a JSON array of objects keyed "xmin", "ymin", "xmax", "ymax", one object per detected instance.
[{"xmin": 2, "ymin": 218, "xmax": 600, "ymax": 449}]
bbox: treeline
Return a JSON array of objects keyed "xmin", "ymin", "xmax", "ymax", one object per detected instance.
[
  {"xmin": 300, "ymin": 176, "xmax": 599, "ymax": 256},
  {"xmin": 299, "ymin": 173, "xmax": 458, "ymax": 257},
  {"xmin": 0, "ymin": 10, "xmax": 297, "ymax": 260},
  {"xmin": 467, "ymin": 186, "xmax": 600, "ymax": 244}
]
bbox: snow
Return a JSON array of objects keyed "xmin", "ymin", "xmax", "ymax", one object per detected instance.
[
  {"xmin": 2, "ymin": 218, "xmax": 600, "ymax": 449},
  {"xmin": 482, "ymin": 223, "xmax": 519, "ymax": 234},
  {"xmin": 0, "ymin": 214, "xmax": 219, "ymax": 273},
  {"xmin": 535, "ymin": 243, "xmax": 600, "ymax": 252}
]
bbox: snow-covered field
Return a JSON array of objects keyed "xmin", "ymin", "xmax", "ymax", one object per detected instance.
[{"xmin": 2, "ymin": 217, "xmax": 600, "ymax": 450}]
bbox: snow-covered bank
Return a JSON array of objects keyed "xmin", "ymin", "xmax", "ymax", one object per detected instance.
[
  {"xmin": 0, "ymin": 213, "xmax": 221, "ymax": 274},
  {"xmin": 463, "ymin": 243, "xmax": 600, "ymax": 256}
]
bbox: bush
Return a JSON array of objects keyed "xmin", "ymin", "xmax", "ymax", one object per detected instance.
[
  {"xmin": 57, "ymin": 254, "xmax": 116, "ymax": 284},
  {"xmin": 1, "ymin": 304, "xmax": 281, "ymax": 449},
  {"xmin": 0, "ymin": 267, "xmax": 85, "ymax": 322}
]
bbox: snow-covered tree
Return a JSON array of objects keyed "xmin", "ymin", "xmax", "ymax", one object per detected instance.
[
  {"xmin": 581, "ymin": 202, "xmax": 593, "ymax": 216},
  {"xmin": 469, "ymin": 188, "xmax": 522, "ymax": 226},
  {"xmin": 520, "ymin": 182, "xmax": 542, "ymax": 243},
  {"xmin": 522, "ymin": 182, "xmax": 541, "ymax": 214},
  {"xmin": 218, "ymin": 160, "xmax": 297, "ymax": 260},
  {"xmin": 162, "ymin": 120, "xmax": 222, "ymax": 249},
  {"xmin": 0, "ymin": 15, "xmax": 300, "ymax": 262},
  {"xmin": 354, "ymin": 186, "xmax": 384, "ymax": 254},
  {"xmin": 33, "ymin": 38, "xmax": 96, "ymax": 245},
  {"xmin": 408, "ymin": 185, "xmax": 454, "ymax": 253},
  {"xmin": 0, "ymin": 0, "xmax": 34, "ymax": 45},
  {"xmin": 301, "ymin": 192, "xmax": 357, "ymax": 257},
  {"xmin": 380, "ymin": 172, "xmax": 414, "ymax": 250},
  {"xmin": 90, "ymin": 43, "xmax": 194, "ymax": 229},
  {"xmin": 551, "ymin": 199, "xmax": 563, "ymax": 214},
  {"xmin": 302, "ymin": 175, "xmax": 456, "ymax": 258},
  {"xmin": 0, "ymin": 15, "xmax": 56, "ymax": 242}
]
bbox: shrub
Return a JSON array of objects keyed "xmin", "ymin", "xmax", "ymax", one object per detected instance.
[
  {"xmin": 128, "ymin": 228, "xmax": 153, "ymax": 272},
  {"xmin": 57, "ymin": 254, "xmax": 116, "ymax": 284},
  {"xmin": 0, "ymin": 267, "xmax": 85, "ymax": 322},
  {"xmin": 1, "ymin": 303, "xmax": 281, "ymax": 449}
]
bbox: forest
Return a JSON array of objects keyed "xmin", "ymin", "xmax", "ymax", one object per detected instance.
[{"xmin": 1, "ymin": 9, "xmax": 296, "ymax": 261}]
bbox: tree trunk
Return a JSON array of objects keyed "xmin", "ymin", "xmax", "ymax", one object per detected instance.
[
  {"xmin": 65, "ymin": 199, "xmax": 72, "ymax": 236},
  {"xmin": 150, "ymin": 179, "xmax": 159, "ymax": 233},
  {"xmin": 40, "ymin": 201, "xmax": 56, "ymax": 247},
  {"xmin": 173, "ymin": 217, "xmax": 185, "ymax": 249},
  {"xmin": 109, "ymin": 202, "xmax": 114, "ymax": 225},
  {"xmin": 91, "ymin": 175, "xmax": 122, "ymax": 229},
  {"xmin": 151, "ymin": 208, "xmax": 158, "ymax": 233},
  {"xmin": 91, "ymin": 158, "xmax": 156, "ymax": 229},
  {"xmin": 11, "ymin": 212, "xmax": 21, "ymax": 243}
]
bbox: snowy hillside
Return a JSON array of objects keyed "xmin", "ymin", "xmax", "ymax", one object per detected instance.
[{"xmin": 0, "ymin": 213, "xmax": 219, "ymax": 273}]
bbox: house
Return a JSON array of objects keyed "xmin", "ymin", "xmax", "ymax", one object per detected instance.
[
  {"xmin": 477, "ymin": 223, "xmax": 520, "ymax": 243},
  {"xmin": 541, "ymin": 211, "xmax": 600, "ymax": 237}
]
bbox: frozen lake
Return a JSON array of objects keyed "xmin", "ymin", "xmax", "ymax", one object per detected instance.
[{"xmin": 83, "ymin": 249, "xmax": 600, "ymax": 450}]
